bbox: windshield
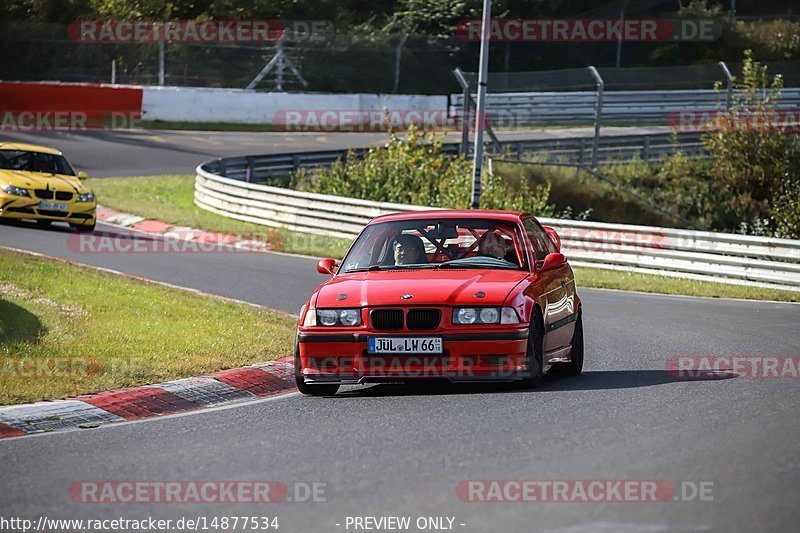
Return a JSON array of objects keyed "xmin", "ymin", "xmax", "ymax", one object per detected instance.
[
  {"xmin": 0, "ymin": 150, "xmax": 76, "ymax": 176},
  {"xmin": 341, "ymin": 218, "xmax": 528, "ymax": 273}
]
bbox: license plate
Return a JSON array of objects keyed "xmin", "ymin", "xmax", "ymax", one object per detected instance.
[
  {"xmin": 368, "ymin": 337, "xmax": 442, "ymax": 354},
  {"xmin": 39, "ymin": 201, "xmax": 69, "ymax": 212}
]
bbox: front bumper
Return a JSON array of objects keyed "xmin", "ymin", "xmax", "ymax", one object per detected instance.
[
  {"xmin": 297, "ymin": 330, "xmax": 530, "ymax": 383},
  {"xmin": 0, "ymin": 192, "xmax": 96, "ymax": 225}
]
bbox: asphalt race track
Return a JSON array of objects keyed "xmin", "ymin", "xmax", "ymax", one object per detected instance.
[
  {"xmin": 0, "ymin": 126, "xmax": 670, "ymax": 178},
  {"xmin": 1, "ymin": 130, "xmax": 799, "ymax": 532}
]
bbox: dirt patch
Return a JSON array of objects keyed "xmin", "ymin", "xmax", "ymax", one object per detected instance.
[{"xmin": 0, "ymin": 283, "xmax": 88, "ymax": 318}]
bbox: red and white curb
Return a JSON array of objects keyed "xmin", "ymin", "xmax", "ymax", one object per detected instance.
[
  {"xmin": 0, "ymin": 358, "xmax": 296, "ymax": 439},
  {"xmin": 95, "ymin": 206, "xmax": 275, "ymax": 252}
]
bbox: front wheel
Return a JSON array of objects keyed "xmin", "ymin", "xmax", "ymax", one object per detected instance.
[
  {"xmin": 294, "ymin": 345, "xmax": 339, "ymax": 396},
  {"xmin": 520, "ymin": 317, "xmax": 544, "ymax": 387},
  {"xmin": 71, "ymin": 221, "xmax": 96, "ymax": 233}
]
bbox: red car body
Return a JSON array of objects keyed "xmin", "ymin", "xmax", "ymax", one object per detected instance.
[{"xmin": 295, "ymin": 210, "xmax": 583, "ymax": 395}]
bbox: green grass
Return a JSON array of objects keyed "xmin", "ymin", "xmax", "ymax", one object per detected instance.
[
  {"xmin": 90, "ymin": 175, "xmax": 351, "ymax": 259},
  {"xmin": 0, "ymin": 249, "xmax": 297, "ymax": 405},
  {"xmin": 574, "ymin": 267, "xmax": 799, "ymax": 303}
]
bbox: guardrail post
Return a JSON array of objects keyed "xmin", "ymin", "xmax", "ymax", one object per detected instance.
[
  {"xmin": 292, "ymin": 154, "xmax": 301, "ymax": 172},
  {"xmin": 719, "ymin": 61, "xmax": 734, "ymax": 110},
  {"xmin": 642, "ymin": 135, "xmax": 650, "ymax": 161},
  {"xmin": 245, "ymin": 157, "xmax": 254, "ymax": 183},
  {"xmin": 453, "ymin": 68, "xmax": 471, "ymax": 156},
  {"xmin": 588, "ymin": 66, "xmax": 604, "ymax": 169}
]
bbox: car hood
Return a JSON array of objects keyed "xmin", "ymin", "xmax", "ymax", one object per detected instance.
[
  {"xmin": 0, "ymin": 169, "xmax": 89, "ymax": 194},
  {"xmin": 315, "ymin": 269, "xmax": 529, "ymax": 308}
]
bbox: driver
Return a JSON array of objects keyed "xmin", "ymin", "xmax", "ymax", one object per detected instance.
[
  {"xmin": 478, "ymin": 231, "xmax": 512, "ymax": 260},
  {"xmin": 393, "ymin": 234, "xmax": 425, "ymax": 265}
]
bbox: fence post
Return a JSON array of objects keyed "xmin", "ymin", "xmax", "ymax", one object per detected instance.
[
  {"xmin": 719, "ymin": 61, "xmax": 734, "ymax": 110},
  {"xmin": 158, "ymin": 23, "xmax": 166, "ymax": 86},
  {"xmin": 588, "ymin": 66, "xmax": 604, "ymax": 169},
  {"xmin": 111, "ymin": 59, "xmax": 116, "ymax": 84},
  {"xmin": 393, "ymin": 33, "xmax": 409, "ymax": 93}
]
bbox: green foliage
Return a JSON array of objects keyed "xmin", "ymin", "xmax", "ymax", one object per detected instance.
[
  {"xmin": 734, "ymin": 19, "xmax": 800, "ymax": 61},
  {"xmin": 773, "ymin": 177, "xmax": 800, "ymax": 239},
  {"xmin": 702, "ymin": 50, "xmax": 800, "ymax": 236},
  {"xmin": 294, "ymin": 125, "xmax": 555, "ymax": 216}
]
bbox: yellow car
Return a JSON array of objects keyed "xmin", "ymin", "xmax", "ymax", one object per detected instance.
[{"xmin": 0, "ymin": 142, "xmax": 96, "ymax": 232}]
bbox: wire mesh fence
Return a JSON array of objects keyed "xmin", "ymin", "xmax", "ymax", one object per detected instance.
[{"xmin": 6, "ymin": 20, "xmax": 799, "ymax": 94}]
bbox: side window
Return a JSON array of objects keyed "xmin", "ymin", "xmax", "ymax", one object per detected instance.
[{"xmin": 523, "ymin": 219, "xmax": 552, "ymax": 263}]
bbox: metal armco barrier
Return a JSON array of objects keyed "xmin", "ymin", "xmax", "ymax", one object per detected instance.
[
  {"xmin": 196, "ymin": 159, "xmax": 800, "ymax": 292},
  {"xmin": 202, "ymin": 132, "xmax": 702, "ymax": 184},
  {"xmin": 449, "ymin": 88, "xmax": 800, "ymax": 126}
]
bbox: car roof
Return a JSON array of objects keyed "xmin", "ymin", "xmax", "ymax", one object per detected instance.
[
  {"xmin": 0, "ymin": 142, "xmax": 62, "ymax": 156},
  {"xmin": 368, "ymin": 209, "xmax": 529, "ymax": 225}
]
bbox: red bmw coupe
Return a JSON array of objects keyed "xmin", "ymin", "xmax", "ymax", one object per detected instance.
[{"xmin": 295, "ymin": 210, "xmax": 583, "ymax": 395}]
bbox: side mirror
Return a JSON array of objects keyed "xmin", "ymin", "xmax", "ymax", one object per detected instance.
[
  {"xmin": 543, "ymin": 226, "xmax": 560, "ymax": 253},
  {"xmin": 317, "ymin": 258, "xmax": 338, "ymax": 275},
  {"xmin": 77, "ymin": 171, "xmax": 88, "ymax": 180},
  {"xmin": 539, "ymin": 252, "xmax": 566, "ymax": 273}
]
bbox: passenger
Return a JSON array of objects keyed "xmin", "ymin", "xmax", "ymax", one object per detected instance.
[{"xmin": 393, "ymin": 234, "xmax": 426, "ymax": 265}]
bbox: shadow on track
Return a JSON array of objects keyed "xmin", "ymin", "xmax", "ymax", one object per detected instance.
[{"xmin": 331, "ymin": 369, "xmax": 738, "ymax": 398}]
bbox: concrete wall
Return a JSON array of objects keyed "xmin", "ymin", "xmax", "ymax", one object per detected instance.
[{"xmin": 142, "ymin": 86, "xmax": 447, "ymax": 123}]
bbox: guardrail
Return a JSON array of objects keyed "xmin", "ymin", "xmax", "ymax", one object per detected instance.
[
  {"xmin": 201, "ymin": 132, "xmax": 702, "ymax": 183},
  {"xmin": 499, "ymin": 131, "xmax": 704, "ymax": 164},
  {"xmin": 196, "ymin": 160, "xmax": 800, "ymax": 291},
  {"xmin": 449, "ymin": 88, "xmax": 800, "ymax": 126}
]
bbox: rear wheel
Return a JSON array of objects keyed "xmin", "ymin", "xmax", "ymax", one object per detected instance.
[
  {"xmin": 294, "ymin": 345, "xmax": 339, "ymax": 396},
  {"xmin": 520, "ymin": 315, "xmax": 544, "ymax": 387},
  {"xmin": 555, "ymin": 311, "xmax": 584, "ymax": 376}
]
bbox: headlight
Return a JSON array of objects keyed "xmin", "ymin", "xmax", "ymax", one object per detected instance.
[
  {"xmin": 2, "ymin": 185, "xmax": 29, "ymax": 197},
  {"xmin": 480, "ymin": 308, "xmax": 499, "ymax": 324},
  {"xmin": 76, "ymin": 192, "xmax": 95, "ymax": 202},
  {"xmin": 316, "ymin": 308, "xmax": 362, "ymax": 327},
  {"xmin": 453, "ymin": 307, "xmax": 520, "ymax": 325},
  {"xmin": 456, "ymin": 308, "xmax": 478, "ymax": 324}
]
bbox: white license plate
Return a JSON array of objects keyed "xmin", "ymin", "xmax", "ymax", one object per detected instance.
[
  {"xmin": 368, "ymin": 337, "xmax": 442, "ymax": 354},
  {"xmin": 39, "ymin": 201, "xmax": 69, "ymax": 212}
]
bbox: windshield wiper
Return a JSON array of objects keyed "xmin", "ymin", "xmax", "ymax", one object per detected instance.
[
  {"xmin": 343, "ymin": 265, "xmax": 386, "ymax": 273},
  {"xmin": 435, "ymin": 260, "xmax": 519, "ymax": 270}
]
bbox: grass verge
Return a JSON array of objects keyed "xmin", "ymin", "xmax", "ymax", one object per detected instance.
[
  {"xmin": 0, "ymin": 248, "xmax": 296, "ymax": 405},
  {"xmin": 89, "ymin": 175, "xmax": 351, "ymax": 258},
  {"xmin": 90, "ymin": 176, "xmax": 799, "ymax": 303},
  {"xmin": 574, "ymin": 267, "xmax": 799, "ymax": 303}
]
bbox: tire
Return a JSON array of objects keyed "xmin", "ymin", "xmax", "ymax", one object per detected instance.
[
  {"xmin": 71, "ymin": 221, "xmax": 96, "ymax": 233},
  {"xmin": 520, "ymin": 314, "xmax": 544, "ymax": 388},
  {"xmin": 555, "ymin": 311, "xmax": 584, "ymax": 376},
  {"xmin": 294, "ymin": 345, "xmax": 339, "ymax": 396}
]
